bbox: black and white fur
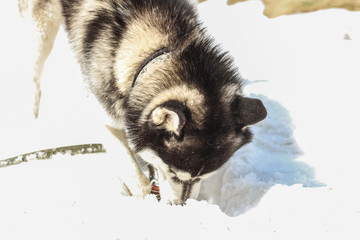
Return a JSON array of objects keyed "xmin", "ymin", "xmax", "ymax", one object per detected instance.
[{"xmin": 19, "ymin": 0, "xmax": 267, "ymax": 204}]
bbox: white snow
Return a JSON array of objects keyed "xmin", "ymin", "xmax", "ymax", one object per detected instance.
[{"xmin": 1, "ymin": 0, "xmax": 360, "ymax": 239}]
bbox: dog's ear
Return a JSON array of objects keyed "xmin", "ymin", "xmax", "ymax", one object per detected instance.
[
  {"xmin": 232, "ymin": 96, "xmax": 267, "ymax": 128},
  {"xmin": 151, "ymin": 100, "xmax": 188, "ymax": 136}
]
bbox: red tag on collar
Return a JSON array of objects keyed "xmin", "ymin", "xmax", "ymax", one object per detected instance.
[{"xmin": 150, "ymin": 184, "xmax": 161, "ymax": 201}]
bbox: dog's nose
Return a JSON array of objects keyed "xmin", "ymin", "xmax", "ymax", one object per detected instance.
[{"xmin": 167, "ymin": 198, "xmax": 186, "ymax": 205}]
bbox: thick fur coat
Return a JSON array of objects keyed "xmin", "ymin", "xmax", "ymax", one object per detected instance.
[{"xmin": 19, "ymin": 0, "xmax": 267, "ymax": 204}]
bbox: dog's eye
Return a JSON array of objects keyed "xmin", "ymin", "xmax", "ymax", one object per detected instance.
[{"xmin": 171, "ymin": 176, "xmax": 182, "ymax": 184}]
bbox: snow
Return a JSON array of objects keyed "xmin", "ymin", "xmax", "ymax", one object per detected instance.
[{"xmin": 1, "ymin": 0, "xmax": 360, "ymax": 239}]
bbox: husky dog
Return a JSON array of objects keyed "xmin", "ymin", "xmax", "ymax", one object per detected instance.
[{"xmin": 19, "ymin": 0, "xmax": 267, "ymax": 204}]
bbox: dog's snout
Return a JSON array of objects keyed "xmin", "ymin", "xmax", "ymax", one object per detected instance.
[
  {"xmin": 160, "ymin": 176, "xmax": 202, "ymax": 205},
  {"xmin": 167, "ymin": 199, "xmax": 186, "ymax": 205}
]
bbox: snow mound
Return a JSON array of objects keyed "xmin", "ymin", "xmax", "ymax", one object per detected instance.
[{"xmin": 199, "ymin": 94, "xmax": 322, "ymax": 216}]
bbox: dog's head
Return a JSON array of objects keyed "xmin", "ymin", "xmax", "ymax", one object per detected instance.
[
  {"xmin": 136, "ymin": 96, "xmax": 266, "ymax": 204},
  {"xmin": 125, "ymin": 40, "xmax": 267, "ymax": 204}
]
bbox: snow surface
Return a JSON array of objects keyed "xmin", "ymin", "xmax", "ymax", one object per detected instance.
[{"xmin": 1, "ymin": 1, "xmax": 360, "ymax": 239}]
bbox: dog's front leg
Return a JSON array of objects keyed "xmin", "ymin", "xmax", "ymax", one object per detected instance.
[{"xmin": 104, "ymin": 125, "xmax": 151, "ymax": 198}]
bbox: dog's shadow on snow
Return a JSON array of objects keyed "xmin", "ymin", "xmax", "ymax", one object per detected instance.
[{"xmin": 198, "ymin": 94, "xmax": 323, "ymax": 217}]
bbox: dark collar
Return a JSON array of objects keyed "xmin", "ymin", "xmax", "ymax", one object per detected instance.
[{"xmin": 131, "ymin": 47, "xmax": 170, "ymax": 88}]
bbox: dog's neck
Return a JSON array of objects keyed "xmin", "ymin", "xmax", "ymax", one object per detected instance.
[
  {"xmin": 130, "ymin": 48, "xmax": 171, "ymax": 201},
  {"xmin": 131, "ymin": 48, "xmax": 171, "ymax": 88}
]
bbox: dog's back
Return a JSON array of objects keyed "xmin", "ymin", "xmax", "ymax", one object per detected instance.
[{"xmin": 59, "ymin": 0, "xmax": 203, "ymax": 120}]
